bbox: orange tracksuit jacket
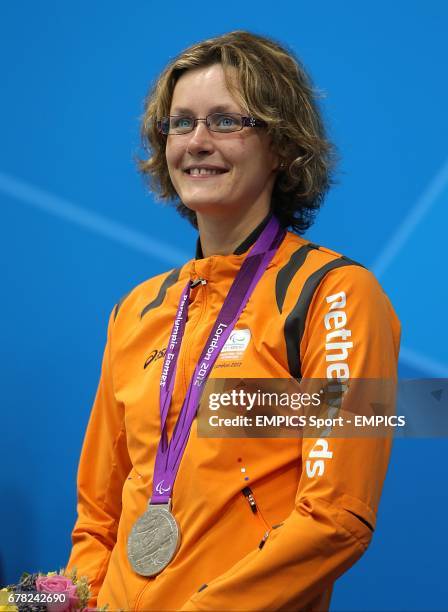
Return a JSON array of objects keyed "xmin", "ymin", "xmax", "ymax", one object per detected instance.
[{"xmin": 66, "ymin": 228, "xmax": 401, "ymax": 611}]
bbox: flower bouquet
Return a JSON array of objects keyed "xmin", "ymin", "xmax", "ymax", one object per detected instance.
[{"xmin": 0, "ymin": 569, "xmax": 108, "ymax": 612}]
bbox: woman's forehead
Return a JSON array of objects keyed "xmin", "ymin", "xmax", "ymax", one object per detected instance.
[{"xmin": 170, "ymin": 64, "xmax": 243, "ymax": 113}]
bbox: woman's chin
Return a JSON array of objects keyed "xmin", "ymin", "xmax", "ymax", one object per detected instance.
[{"xmin": 181, "ymin": 198, "xmax": 232, "ymax": 217}]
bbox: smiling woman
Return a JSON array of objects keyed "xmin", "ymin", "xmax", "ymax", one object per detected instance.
[{"xmin": 66, "ymin": 30, "xmax": 401, "ymax": 611}]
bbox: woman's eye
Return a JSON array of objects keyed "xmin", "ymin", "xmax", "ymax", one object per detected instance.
[
  {"xmin": 219, "ymin": 116, "xmax": 235, "ymax": 126},
  {"xmin": 173, "ymin": 117, "xmax": 193, "ymax": 129},
  {"xmin": 214, "ymin": 114, "xmax": 238, "ymax": 129}
]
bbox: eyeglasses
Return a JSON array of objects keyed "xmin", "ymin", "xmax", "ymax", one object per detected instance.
[{"xmin": 157, "ymin": 113, "xmax": 267, "ymax": 135}]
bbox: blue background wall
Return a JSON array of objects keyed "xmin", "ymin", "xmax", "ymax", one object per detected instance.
[{"xmin": 1, "ymin": 2, "xmax": 447, "ymax": 610}]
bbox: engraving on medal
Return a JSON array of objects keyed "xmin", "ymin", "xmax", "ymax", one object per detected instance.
[{"xmin": 127, "ymin": 502, "xmax": 180, "ymax": 576}]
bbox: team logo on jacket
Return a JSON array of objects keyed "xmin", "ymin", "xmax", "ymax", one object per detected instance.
[
  {"xmin": 305, "ymin": 439, "xmax": 333, "ymax": 477},
  {"xmin": 219, "ymin": 328, "xmax": 251, "ymax": 361}
]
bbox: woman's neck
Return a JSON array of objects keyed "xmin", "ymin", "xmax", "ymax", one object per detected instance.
[{"xmin": 196, "ymin": 205, "xmax": 271, "ymax": 257}]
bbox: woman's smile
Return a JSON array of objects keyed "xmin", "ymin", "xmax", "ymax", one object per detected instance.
[{"xmin": 183, "ymin": 165, "xmax": 229, "ymax": 178}]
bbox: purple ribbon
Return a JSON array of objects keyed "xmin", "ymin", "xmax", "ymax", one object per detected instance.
[{"xmin": 151, "ymin": 216, "xmax": 285, "ymax": 503}]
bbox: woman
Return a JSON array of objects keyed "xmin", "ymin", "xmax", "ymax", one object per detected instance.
[{"xmin": 67, "ymin": 31, "xmax": 401, "ymax": 611}]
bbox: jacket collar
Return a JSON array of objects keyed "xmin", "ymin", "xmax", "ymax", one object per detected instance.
[{"xmin": 195, "ymin": 212, "xmax": 273, "ymax": 259}]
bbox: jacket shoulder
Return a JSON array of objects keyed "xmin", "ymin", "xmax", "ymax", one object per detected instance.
[
  {"xmin": 113, "ymin": 266, "xmax": 184, "ymax": 324},
  {"xmin": 282, "ymin": 231, "xmax": 365, "ymax": 269}
]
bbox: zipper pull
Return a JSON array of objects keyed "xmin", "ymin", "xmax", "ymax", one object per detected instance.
[
  {"xmin": 242, "ymin": 486, "xmax": 257, "ymax": 514},
  {"xmin": 190, "ymin": 278, "xmax": 207, "ymax": 289},
  {"xmin": 259, "ymin": 530, "xmax": 270, "ymax": 550}
]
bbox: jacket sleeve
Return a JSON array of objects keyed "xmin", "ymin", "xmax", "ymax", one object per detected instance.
[
  {"xmin": 65, "ymin": 307, "xmax": 132, "ymax": 604},
  {"xmin": 179, "ymin": 265, "xmax": 401, "ymax": 611}
]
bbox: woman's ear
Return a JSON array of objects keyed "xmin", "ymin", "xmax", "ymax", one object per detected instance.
[
  {"xmin": 269, "ymin": 142, "xmax": 287, "ymax": 172},
  {"xmin": 273, "ymin": 157, "xmax": 287, "ymax": 173}
]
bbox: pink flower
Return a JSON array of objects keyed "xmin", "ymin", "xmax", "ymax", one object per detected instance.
[{"xmin": 35, "ymin": 575, "xmax": 79, "ymax": 612}]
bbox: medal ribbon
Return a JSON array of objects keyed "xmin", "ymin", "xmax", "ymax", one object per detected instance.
[{"xmin": 151, "ymin": 216, "xmax": 285, "ymax": 504}]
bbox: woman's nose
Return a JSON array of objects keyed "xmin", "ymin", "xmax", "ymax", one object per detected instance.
[{"xmin": 186, "ymin": 120, "xmax": 214, "ymax": 155}]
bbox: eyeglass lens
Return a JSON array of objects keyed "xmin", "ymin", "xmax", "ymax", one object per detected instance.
[{"xmin": 167, "ymin": 113, "xmax": 243, "ymax": 134}]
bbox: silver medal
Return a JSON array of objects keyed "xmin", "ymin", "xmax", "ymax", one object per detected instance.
[{"xmin": 127, "ymin": 501, "xmax": 180, "ymax": 576}]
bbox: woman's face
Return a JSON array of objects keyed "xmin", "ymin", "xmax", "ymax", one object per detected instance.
[{"xmin": 165, "ymin": 63, "xmax": 279, "ymax": 219}]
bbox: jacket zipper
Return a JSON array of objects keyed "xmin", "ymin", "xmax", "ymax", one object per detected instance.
[
  {"xmin": 190, "ymin": 277, "xmax": 207, "ymax": 289},
  {"xmin": 242, "ymin": 486, "xmax": 271, "ymax": 538},
  {"xmin": 180, "ymin": 278, "xmax": 208, "ymax": 395}
]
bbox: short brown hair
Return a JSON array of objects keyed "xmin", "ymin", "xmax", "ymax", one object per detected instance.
[{"xmin": 139, "ymin": 30, "xmax": 336, "ymax": 233}]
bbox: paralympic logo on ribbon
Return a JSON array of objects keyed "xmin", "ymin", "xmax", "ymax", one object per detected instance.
[{"xmin": 155, "ymin": 480, "xmax": 171, "ymax": 494}]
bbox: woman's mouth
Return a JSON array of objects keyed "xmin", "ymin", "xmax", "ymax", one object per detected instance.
[{"xmin": 184, "ymin": 167, "xmax": 228, "ymax": 177}]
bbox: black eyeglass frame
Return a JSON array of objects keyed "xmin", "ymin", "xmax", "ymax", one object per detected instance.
[{"xmin": 157, "ymin": 113, "xmax": 267, "ymax": 135}]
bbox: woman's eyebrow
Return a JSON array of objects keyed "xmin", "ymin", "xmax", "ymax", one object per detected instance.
[{"xmin": 170, "ymin": 104, "xmax": 240, "ymax": 115}]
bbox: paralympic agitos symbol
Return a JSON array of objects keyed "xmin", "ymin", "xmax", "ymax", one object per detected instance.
[{"xmin": 155, "ymin": 480, "xmax": 171, "ymax": 494}]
